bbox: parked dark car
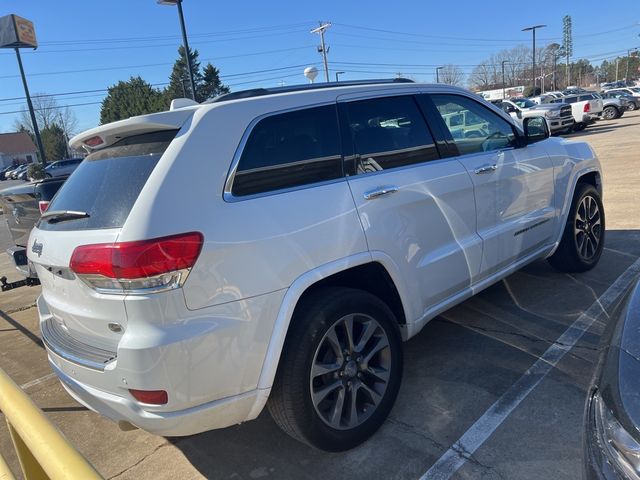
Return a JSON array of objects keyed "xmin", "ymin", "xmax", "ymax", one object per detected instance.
[
  {"xmin": 584, "ymin": 279, "xmax": 640, "ymax": 479},
  {"xmin": 0, "ymin": 176, "xmax": 68, "ymax": 286}
]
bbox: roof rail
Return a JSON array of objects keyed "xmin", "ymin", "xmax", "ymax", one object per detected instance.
[{"xmin": 209, "ymin": 78, "xmax": 415, "ymax": 104}]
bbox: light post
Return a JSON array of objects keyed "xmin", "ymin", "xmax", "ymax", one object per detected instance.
[
  {"xmin": 501, "ymin": 60, "xmax": 509, "ymax": 99},
  {"xmin": 158, "ymin": 0, "xmax": 197, "ymax": 101},
  {"xmin": 335, "ymin": 71, "xmax": 345, "ymax": 82},
  {"xmin": 436, "ymin": 66, "xmax": 443, "ymax": 83},
  {"xmin": 522, "ymin": 24, "xmax": 546, "ymax": 91}
]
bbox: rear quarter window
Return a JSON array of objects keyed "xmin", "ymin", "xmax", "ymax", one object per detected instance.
[
  {"xmin": 38, "ymin": 130, "xmax": 177, "ymax": 231},
  {"xmin": 230, "ymin": 105, "xmax": 342, "ymax": 197}
]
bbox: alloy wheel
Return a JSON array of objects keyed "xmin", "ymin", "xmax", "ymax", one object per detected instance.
[
  {"xmin": 574, "ymin": 195, "xmax": 602, "ymax": 261},
  {"xmin": 310, "ymin": 313, "xmax": 391, "ymax": 430}
]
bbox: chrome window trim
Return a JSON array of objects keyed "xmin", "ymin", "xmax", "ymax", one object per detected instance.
[{"xmin": 223, "ymin": 101, "xmax": 339, "ymax": 202}]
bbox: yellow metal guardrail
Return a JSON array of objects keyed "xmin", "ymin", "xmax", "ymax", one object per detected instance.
[{"xmin": 0, "ymin": 367, "xmax": 102, "ymax": 479}]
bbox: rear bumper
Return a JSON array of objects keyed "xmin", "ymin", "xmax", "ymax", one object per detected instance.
[
  {"xmin": 37, "ymin": 287, "xmax": 285, "ymax": 436},
  {"xmin": 50, "ymin": 356, "xmax": 269, "ymax": 436}
]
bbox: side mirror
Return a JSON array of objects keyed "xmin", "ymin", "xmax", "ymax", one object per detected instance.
[{"xmin": 523, "ymin": 117, "xmax": 549, "ymax": 144}]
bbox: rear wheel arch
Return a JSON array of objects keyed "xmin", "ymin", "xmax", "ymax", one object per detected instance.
[{"xmin": 256, "ymin": 260, "xmax": 409, "ymax": 392}]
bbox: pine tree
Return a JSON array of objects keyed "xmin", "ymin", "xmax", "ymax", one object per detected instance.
[
  {"xmin": 100, "ymin": 77, "xmax": 165, "ymax": 124},
  {"xmin": 165, "ymin": 46, "xmax": 202, "ymax": 103},
  {"xmin": 165, "ymin": 47, "xmax": 230, "ymax": 103},
  {"xmin": 199, "ymin": 64, "xmax": 230, "ymax": 101}
]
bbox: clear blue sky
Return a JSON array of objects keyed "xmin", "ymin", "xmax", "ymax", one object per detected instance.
[{"xmin": 0, "ymin": 0, "xmax": 638, "ymax": 134}]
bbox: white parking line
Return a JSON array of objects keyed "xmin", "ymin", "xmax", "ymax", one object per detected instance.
[
  {"xmin": 20, "ymin": 372, "xmax": 56, "ymax": 391},
  {"xmin": 420, "ymin": 257, "xmax": 640, "ymax": 480}
]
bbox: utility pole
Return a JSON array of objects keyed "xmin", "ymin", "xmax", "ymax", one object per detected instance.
[
  {"xmin": 436, "ymin": 66, "xmax": 443, "ymax": 83},
  {"xmin": 616, "ymin": 58, "xmax": 620, "ymax": 82},
  {"xmin": 311, "ymin": 22, "xmax": 331, "ymax": 82},
  {"xmin": 522, "ymin": 24, "xmax": 546, "ymax": 91},
  {"xmin": 501, "ymin": 60, "xmax": 509, "ymax": 99}
]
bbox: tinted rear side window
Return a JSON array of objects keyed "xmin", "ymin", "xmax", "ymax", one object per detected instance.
[
  {"xmin": 231, "ymin": 105, "xmax": 342, "ymax": 197},
  {"xmin": 38, "ymin": 130, "xmax": 176, "ymax": 231},
  {"xmin": 344, "ymin": 95, "xmax": 438, "ymax": 174}
]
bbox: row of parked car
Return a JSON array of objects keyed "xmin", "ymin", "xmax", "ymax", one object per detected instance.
[
  {"xmin": 0, "ymin": 157, "xmax": 83, "ymax": 182},
  {"xmin": 488, "ymin": 85, "xmax": 639, "ymax": 136}
]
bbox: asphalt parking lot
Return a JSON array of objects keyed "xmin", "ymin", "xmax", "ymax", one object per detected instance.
[{"xmin": 0, "ymin": 112, "xmax": 639, "ymax": 480}]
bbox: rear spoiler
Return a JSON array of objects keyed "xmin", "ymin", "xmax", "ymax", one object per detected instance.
[{"xmin": 69, "ymin": 108, "xmax": 197, "ymax": 152}]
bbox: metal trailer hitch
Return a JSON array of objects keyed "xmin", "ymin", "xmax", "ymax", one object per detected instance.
[{"xmin": 0, "ymin": 276, "xmax": 40, "ymax": 292}]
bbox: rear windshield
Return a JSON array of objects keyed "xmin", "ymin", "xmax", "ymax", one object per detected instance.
[{"xmin": 38, "ymin": 130, "xmax": 177, "ymax": 231}]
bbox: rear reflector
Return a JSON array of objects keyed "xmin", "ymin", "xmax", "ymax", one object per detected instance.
[
  {"xmin": 38, "ymin": 201, "xmax": 50, "ymax": 214},
  {"xmin": 70, "ymin": 232, "xmax": 203, "ymax": 293},
  {"xmin": 129, "ymin": 389, "xmax": 168, "ymax": 405}
]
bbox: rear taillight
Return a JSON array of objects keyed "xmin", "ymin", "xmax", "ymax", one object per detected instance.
[
  {"xmin": 38, "ymin": 201, "xmax": 50, "ymax": 214},
  {"xmin": 129, "ymin": 389, "xmax": 168, "ymax": 405},
  {"xmin": 584, "ymin": 103, "xmax": 591, "ymax": 113},
  {"xmin": 70, "ymin": 232, "xmax": 203, "ymax": 294}
]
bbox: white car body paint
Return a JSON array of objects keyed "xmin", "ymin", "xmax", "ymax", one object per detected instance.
[{"xmin": 28, "ymin": 83, "xmax": 602, "ymax": 436}]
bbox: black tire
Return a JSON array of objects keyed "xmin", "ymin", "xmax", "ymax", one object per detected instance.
[
  {"xmin": 602, "ymin": 106, "xmax": 619, "ymax": 120},
  {"xmin": 45, "ymin": 173, "xmax": 52, "ymax": 178},
  {"xmin": 628, "ymin": 103, "xmax": 637, "ymax": 111},
  {"xmin": 548, "ymin": 183, "xmax": 605, "ymax": 273},
  {"xmin": 267, "ymin": 287, "xmax": 403, "ymax": 451},
  {"xmin": 573, "ymin": 122, "xmax": 587, "ymax": 131}
]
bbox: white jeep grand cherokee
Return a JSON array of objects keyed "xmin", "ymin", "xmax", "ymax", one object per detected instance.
[{"xmin": 28, "ymin": 80, "xmax": 604, "ymax": 451}]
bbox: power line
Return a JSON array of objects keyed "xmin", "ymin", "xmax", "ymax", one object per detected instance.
[{"xmin": 35, "ymin": 22, "xmax": 316, "ymax": 46}]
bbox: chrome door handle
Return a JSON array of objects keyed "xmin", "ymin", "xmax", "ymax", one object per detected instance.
[
  {"xmin": 363, "ymin": 185, "xmax": 399, "ymax": 200},
  {"xmin": 474, "ymin": 164, "xmax": 498, "ymax": 174}
]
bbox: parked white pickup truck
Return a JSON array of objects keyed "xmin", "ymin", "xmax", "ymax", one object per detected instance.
[
  {"xmin": 552, "ymin": 93, "xmax": 604, "ymax": 131},
  {"xmin": 28, "ymin": 80, "xmax": 604, "ymax": 451}
]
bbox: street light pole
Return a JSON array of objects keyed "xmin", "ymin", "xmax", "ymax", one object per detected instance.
[
  {"xmin": 14, "ymin": 48, "xmax": 46, "ymax": 165},
  {"xmin": 158, "ymin": 0, "xmax": 197, "ymax": 101},
  {"xmin": 335, "ymin": 71, "xmax": 345, "ymax": 82},
  {"xmin": 436, "ymin": 66, "xmax": 443, "ymax": 83},
  {"xmin": 522, "ymin": 24, "xmax": 546, "ymax": 91}
]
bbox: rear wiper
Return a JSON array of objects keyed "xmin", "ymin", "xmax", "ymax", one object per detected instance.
[{"xmin": 41, "ymin": 210, "xmax": 90, "ymax": 224}]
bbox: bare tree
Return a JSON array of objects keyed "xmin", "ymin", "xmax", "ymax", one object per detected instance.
[
  {"xmin": 14, "ymin": 93, "xmax": 78, "ymax": 138},
  {"xmin": 438, "ymin": 64, "xmax": 465, "ymax": 86},
  {"xmin": 469, "ymin": 45, "xmax": 532, "ymax": 90}
]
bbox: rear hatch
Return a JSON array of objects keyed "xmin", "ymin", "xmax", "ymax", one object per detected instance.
[{"xmin": 29, "ymin": 130, "xmax": 178, "ymax": 354}]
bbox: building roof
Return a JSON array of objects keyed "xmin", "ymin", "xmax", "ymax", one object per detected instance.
[{"xmin": 0, "ymin": 132, "xmax": 37, "ymax": 155}]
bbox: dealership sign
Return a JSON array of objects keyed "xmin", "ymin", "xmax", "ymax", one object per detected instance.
[{"xmin": 0, "ymin": 14, "xmax": 38, "ymax": 49}]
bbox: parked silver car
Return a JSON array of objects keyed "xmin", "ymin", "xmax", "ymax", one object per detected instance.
[{"xmin": 44, "ymin": 158, "xmax": 83, "ymax": 178}]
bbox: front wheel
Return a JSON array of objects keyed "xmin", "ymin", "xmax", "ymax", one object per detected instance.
[
  {"xmin": 267, "ymin": 287, "xmax": 403, "ymax": 451},
  {"xmin": 628, "ymin": 103, "xmax": 637, "ymax": 111},
  {"xmin": 548, "ymin": 183, "xmax": 605, "ymax": 273}
]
